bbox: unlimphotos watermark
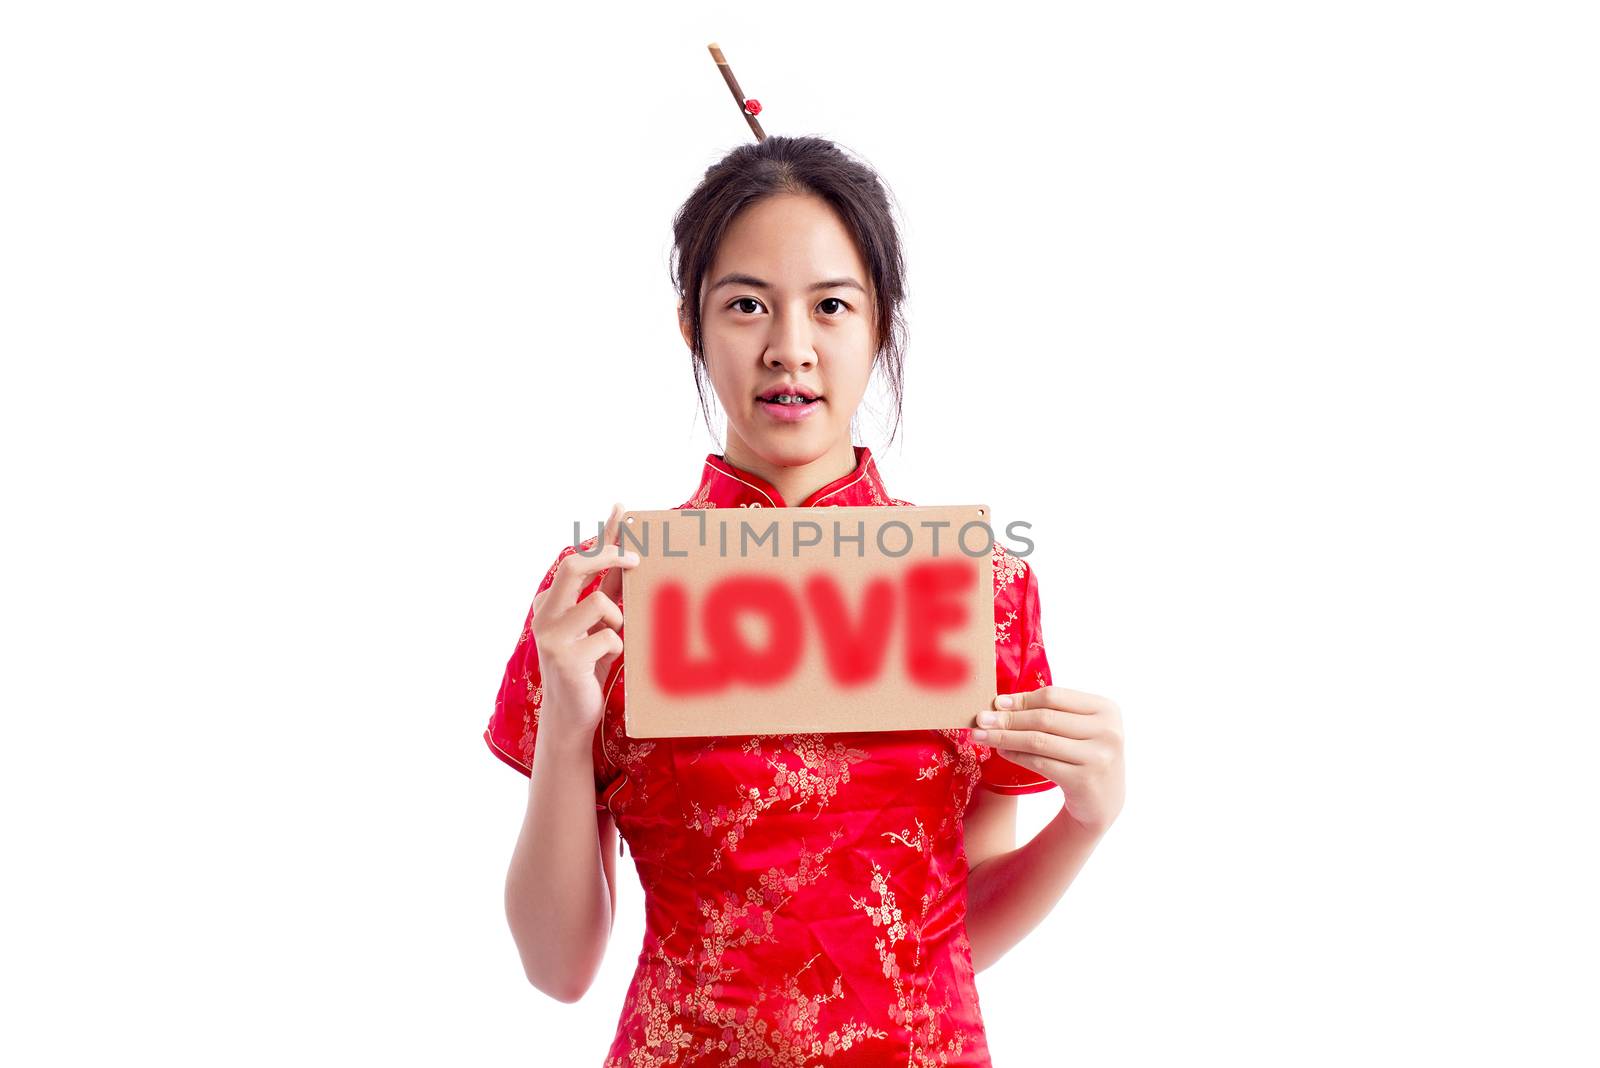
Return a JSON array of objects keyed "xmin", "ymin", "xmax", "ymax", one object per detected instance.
[{"xmin": 571, "ymin": 511, "xmax": 1036, "ymax": 558}]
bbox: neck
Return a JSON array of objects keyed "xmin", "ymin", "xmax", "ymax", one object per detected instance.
[{"xmin": 721, "ymin": 433, "xmax": 858, "ymax": 507}]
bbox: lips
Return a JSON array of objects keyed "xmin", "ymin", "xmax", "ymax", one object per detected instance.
[
  {"xmin": 757, "ymin": 387, "xmax": 823, "ymax": 422},
  {"xmin": 758, "ymin": 384, "xmax": 821, "ymax": 402}
]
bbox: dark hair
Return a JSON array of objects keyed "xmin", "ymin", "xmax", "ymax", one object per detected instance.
[{"xmin": 670, "ymin": 135, "xmax": 908, "ymax": 448}]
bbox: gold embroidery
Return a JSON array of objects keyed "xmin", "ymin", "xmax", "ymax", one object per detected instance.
[
  {"xmin": 992, "ymin": 543, "xmax": 1026, "ymax": 592},
  {"xmin": 915, "ymin": 746, "xmax": 953, "ymax": 782},
  {"xmin": 686, "ymin": 733, "xmax": 871, "ymax": 873},
  {"xmin": 771, "ymin": 734, "xmax": 872, "ymax": 812},
  {"xmin": 993, "ymin": 605, "xmax": 1019, "ymax": 647},
  {"xmin": 600, "ymin": 736, "xmax": 991, "ymax": 1063},
  {"xmin": 850, "ymin": 861, "xmax": 908, "ymax": 977},
  {"xmin": 609, "ymin": 736, "xmax": 659, "ymax": 807},
  {"xmin": 519, "ymin": 676, "xmax": 541, "ymax": 764},
  {"xmin": 880, "ymin": 817, "xmax": 930, "ymax": 854},
  {"xmin": 685, "ymin": 479, "xmax": 718, "ymax": 510},
  {"xmin": 604, "ymin": 831, "xmax": 895, "ymax": 1067},
  {"xmin": 911, "ymin": 867, "xmax": 966, "ymax": 1065},
  {"xmin": 849, "ymin": 858, "xmax": 975, "ymax": 1066}
]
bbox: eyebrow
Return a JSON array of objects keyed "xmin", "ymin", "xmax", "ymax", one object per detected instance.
[{"xmin": 709, "ymin": 272, "xmax": 868, "ymax": 294}]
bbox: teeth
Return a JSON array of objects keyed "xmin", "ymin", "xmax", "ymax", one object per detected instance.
[{"xmin": 769, "ymin": 394, "xmax": 811, "ymax": 405}]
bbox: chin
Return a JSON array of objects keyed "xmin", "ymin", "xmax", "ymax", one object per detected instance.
[{"xmin": 744, "ymin": 423, "xmax": 833, "ymax": 464}]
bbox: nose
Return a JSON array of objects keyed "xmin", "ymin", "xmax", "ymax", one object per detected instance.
[{"xmin": 764, "ymin": 306, "xmax": 816, "ymax": 373}]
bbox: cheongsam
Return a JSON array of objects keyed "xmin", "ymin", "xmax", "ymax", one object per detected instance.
[{"xmin": 485, "ymin": 445, "xmax": 1058, "ymax": 1067}]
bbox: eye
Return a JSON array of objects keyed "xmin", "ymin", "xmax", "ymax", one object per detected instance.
[{"xmin": 726, "ymin": 296, "xmax": 851, "ymax": 316}]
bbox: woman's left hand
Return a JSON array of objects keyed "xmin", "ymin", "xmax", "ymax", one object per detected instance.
[{"xmin": 971, "ymin": 686, "xmax": 1125, "ymax": 836}]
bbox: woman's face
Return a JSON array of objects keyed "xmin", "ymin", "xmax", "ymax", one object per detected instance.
[{"xmin": 681, "ymin": 192, "xmax": 877, "ymax": 468}]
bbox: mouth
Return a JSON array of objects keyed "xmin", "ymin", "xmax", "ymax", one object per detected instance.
[
  {"xmin": 756, "ymin": 385, "xmax": 823, "ymax": 421},
  {"xmin": 757, "ymin": 385, "xmax": 822, "ymax": 407}
]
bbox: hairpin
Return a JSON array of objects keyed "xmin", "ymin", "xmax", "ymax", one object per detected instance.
[{"xmin": 706, "ymin": 42, "xmax": 765, "ymax": 142}]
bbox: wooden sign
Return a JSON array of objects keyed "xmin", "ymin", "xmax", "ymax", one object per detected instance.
[{"xmin": 619, "ymin": 505, "xmax": 995, "ymax": 738}]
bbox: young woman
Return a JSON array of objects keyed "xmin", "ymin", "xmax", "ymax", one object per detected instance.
[{"xmin": 485, "ymin": 136, "xmax": 1125, "ymax": 1066}]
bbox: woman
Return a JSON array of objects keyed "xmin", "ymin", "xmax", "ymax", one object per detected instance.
[{"xmin": 485, "ymin": 135, "xmax": 1125, "ymax": 1066}]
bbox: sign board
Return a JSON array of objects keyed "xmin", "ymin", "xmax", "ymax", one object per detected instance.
[{"xmin": 619, "ymin": 505, "xmax": 995, "ymax": 738}]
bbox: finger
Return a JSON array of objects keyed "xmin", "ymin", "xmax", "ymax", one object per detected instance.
[
  {"xmin": 559, "ymin": 589, "xmax": 623, "ymax": 640},
  {"xmin": 547, "ymin": 536, "xmax": 638, "ymax": 610},
  {"xmin": 979, "ymin": 702, "xmax": 1096, "ymax": 740},
  {"xmin": 574, "ymin": 626, "xmax": 623, "ymax": 667},
  {"xmin": 983, "ymin": 746, "xmax": 1078, "ymax": 784},
  {"xmin": 997, "ymin": 737, "xmax": 1112, "ymax": 778},
  {"xmin": 599, "ymin": 502, "xmax": 627, "ymax": 602},
  {"xmin": 594, "ymin": 650, "xmax": 622, "ymax": 689},
  {"xmin": 1004, "ymin": 685, "xmax": 1115, "ymax": 715},
  {"xmin": 971, "ymin": 727, "xmax": 1091, "ymax": 766}
]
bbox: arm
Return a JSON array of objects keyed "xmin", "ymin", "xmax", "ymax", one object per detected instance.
[
  {"xmin": 963, "ymin": 799, "xmax": 1107, "ymax": 972},
  {"xmin": 496, "ymin": 510, "xmax": 637, "ymax": 1002},
  {"xmin": 963, "ymin": 684, "xmax": 1126, "ymax": 972},
  {"xmin": 504, "ymin": 716, "xmax": 617, "ymax": 1002},
  {"xmin": 962, "ymin": 783, "xmax": 1018, "ymax": 870}
]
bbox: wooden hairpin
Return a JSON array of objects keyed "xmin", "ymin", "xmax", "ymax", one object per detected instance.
[{"xmin": 707, "ymin": 42, "xmax": 765, "ymax": 142}]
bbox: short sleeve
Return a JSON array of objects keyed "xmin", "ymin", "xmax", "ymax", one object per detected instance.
[
  {"xmin": 976, "ymin": 550, "xmax": 1058, "ymax": 795},
  {"xmin": 483, "ymin": 541, "xmax": 623, "ymax": 811}
]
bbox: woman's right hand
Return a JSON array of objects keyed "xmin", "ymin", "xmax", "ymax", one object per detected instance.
[{"xmin": 530, "ymin": 502, "xmax": 639, "ymax": 738}]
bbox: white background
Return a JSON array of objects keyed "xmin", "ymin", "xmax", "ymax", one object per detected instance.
[{"xmin": 3, "ymin": 2, "xmax": 1596, "ymax": 1065}]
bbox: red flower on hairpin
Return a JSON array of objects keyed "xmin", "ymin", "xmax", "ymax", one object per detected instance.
[{"xmin": 744, "ymin": 98, "xmax": 762, "ymax": 116}]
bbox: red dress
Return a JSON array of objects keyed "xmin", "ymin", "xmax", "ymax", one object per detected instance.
[{"xmin": 485, "ymin": 445, "xmax": 1058, "ymax": 1066}]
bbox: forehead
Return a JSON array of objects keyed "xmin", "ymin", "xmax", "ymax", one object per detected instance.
[{"xmin": 708, "ymin": 193, "xmax": 868, "ymax": 282}]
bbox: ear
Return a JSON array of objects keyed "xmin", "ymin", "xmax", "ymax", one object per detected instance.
[{"xmin": 677, "ymin": 298, "xmax": 694, "ymax": 351}]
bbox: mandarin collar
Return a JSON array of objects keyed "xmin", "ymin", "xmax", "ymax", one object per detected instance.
[{"xmin": 678, "ymin": 444, "xmax": 904, "ymax": 509}]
